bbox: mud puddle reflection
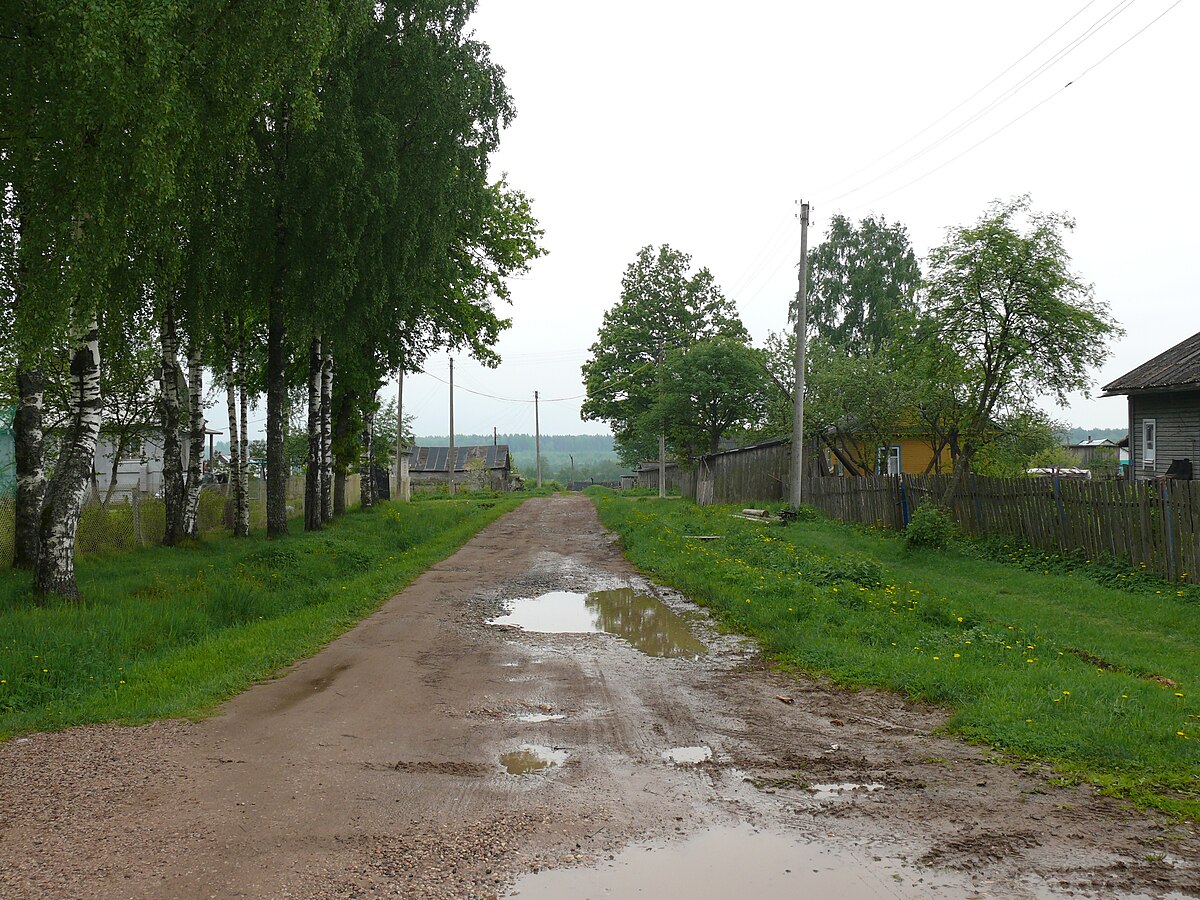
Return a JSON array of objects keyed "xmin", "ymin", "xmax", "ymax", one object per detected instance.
[
  {"xmin": 499, "ymin": 744, "xmax": 568, "ymax": 775},
  {"xmin": 507, "ymin": 824, "xmax": 975, "ymax": 898},
  {"xmin": 490, "ymin": 588, "xmax": 706, "ymax": 658}
]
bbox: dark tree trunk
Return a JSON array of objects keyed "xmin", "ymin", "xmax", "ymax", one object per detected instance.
[
  {"xmin": 35, "ymin": 321, "xmax": 102, "ymax": 599},
  {"xmin": 320, "ymin": 352, "xmax": 333, "ymax": 522},
  {"xmin": 359, "ymin": 402, "xmax": 375, "ymax": 509},
  {"xmin": 13, "ymin": 366, "xmax": 46, "ymax": 569},
  {"xmin": 184, "ymin": 343, "xmax": 204, "ymax": 538},
  {"xmin": 304, "ymin": 335, "xmax": 322, "ymax": 531},
  {"xmin": 332, "ymin": 389, "xmax": 354, "ymax": 516},
  {"xmin": 160, "ymin": 296, "xmax": 185, "ymax": 545},
  {"xmin": 224, "ymin": 354, "xmax": 245, "ymax": 534},
  {"xmin": 101, "ymin": 432, "xmax": 129, "ymax": 509},
  {"xmin": 265, "ymin": 285, "xmax": 288, "ymax": 537}
]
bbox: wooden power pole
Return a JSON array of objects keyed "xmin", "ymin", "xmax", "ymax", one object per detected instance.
[
  {"xmin": 448, "ymin": 357, "xmax": 455, "ymax": 496},
  {"xmin": 789, "ymin": 201, "xmax": 810, "ymax": 507},
  {"xmin": 535, "ymin": 390, "xmax": 542, "ymax": 487}
]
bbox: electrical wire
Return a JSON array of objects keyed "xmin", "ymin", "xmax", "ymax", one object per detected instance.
[
  {"xmin": 842, "ymin": 0, "xmax": 1183, "ymax": 214},
  {"xmin": 812, "ymin": 0, "xmax": 1103, "ymax": 199},
  {"xmin": 817, "ymin": 0, "xmax": 1141, "ymax": 208}
]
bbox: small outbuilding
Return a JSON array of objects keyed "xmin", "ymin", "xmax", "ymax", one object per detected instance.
[
  {"xmin": 408, "ymin": 445, "xmax": 513, "ymax": 491},
  {"xmin": 1103, "ymin": 330, "xmax": 1200, "ymax": 480}
]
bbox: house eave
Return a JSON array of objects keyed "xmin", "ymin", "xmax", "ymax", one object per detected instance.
[{"xmin": 1102, "ymin": 382, "xmax": 1200, "ymax": 398}]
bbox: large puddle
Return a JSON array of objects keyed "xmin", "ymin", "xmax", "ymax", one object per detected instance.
[
  {"xmin": 499, "ymin": 744, "xmax": 568, "ymax": 775},
  {"xmin": 505, "ymin": 824, "xmax": 975, "ymax": 898},
  {"xmin": 489, "ymin": 588, "xmax": 706, "ymax": 658}
]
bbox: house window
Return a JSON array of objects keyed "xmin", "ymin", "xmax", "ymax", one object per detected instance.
[
  {"xmin": 1141, "ymin": 419, "xmax": 1156, "ymax": 469},
  {"xmin": 876, "ymin": 445, "xmax": 901, "ymax": 476}
]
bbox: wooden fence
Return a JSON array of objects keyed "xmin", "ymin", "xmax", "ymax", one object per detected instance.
[{"xmin": 802, "ymin": 473, "xmax": 1200, "ymax": 585}]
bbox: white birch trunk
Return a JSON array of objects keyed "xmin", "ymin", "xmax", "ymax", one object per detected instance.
[
  {"xmin": 304, "ymin": 335, "xmax": 322, "ymax": 531},
  {"xmin": 183, "ymin": 344, "xmax": 204, "ymax": 538},
  {"xmin": 35, "ymin": 320, "xmax": 102, "ymax": 599},
  {"xmin": 14, "ymin": 367, "xmax": 46, "ymax": 569},
  {"xmin": 359, "ymin": 402, "xmax": 375, "ymax": 509},
  {"xmin": 320, "ymin": 352, "xmax": 333, "ymax": 522},
  {"xmin": 237, "ymin": 376, "xmax": 250, "ymax": 537},
  {"xmin": 160, "ymin": 299, "xmax": 185, "ymax": 544}
]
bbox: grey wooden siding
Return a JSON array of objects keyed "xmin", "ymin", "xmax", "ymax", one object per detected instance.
[{"xmin": 1130, "ymin": 390, "xmax": 1200, "ymax": 477}]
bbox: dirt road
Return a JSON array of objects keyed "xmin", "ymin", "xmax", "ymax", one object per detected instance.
[{"xmin": 2, "ymin": 495, "xmax": 1197, "ymax": 898}]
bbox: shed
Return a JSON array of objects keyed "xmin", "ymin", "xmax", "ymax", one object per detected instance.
[{"xmin": 408, "ymin": 445, "xmax": 512, "ymax": 491}]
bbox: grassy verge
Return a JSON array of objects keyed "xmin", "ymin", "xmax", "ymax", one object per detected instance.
[
  {"xmin": 0, "ymin": 497, "xmax": 519, "ymax": 738},
  {"xmin": 589, "ymin": 489, "xmax": 1200, "ymax": 818}
]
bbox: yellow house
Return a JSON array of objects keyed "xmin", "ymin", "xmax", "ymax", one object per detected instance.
[{"xmin": 826, "ymin": 433, "xmax": 953, "ymax": 476}]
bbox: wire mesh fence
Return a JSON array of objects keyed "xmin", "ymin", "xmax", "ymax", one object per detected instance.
[{"xmin": 0, "ymin": 473, "xmax": 364, "ymax": 569}]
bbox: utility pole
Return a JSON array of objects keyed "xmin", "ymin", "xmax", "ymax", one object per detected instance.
[
  {"xmin": 535, "ymin": 390, "xmax": 542, "ymax": 487},
  {"xmin": 395, "ymin": 369, "xmax": 404, "ymax": 499},
  {"xmin": 448, "ymin": 358, "xmax": 455, "ymax": 496},
  {"xmin": 789, "ymin": 200, "xmax": 810, "ymax": 507},
  {"xmin": 658, "ymin": 344, "xmax": 666, "ymax": 499},
  {"xmin": 570, "ymin": 453, "xmax": 575, "ymax": 489}
]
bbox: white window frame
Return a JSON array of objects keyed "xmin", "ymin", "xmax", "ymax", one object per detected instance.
[
  {"xmin": 1142, "ymin": 418, "xmax": 1157, "ymax": 469},
  {"xmin": 876, "ymin": 445, "xmax": 901, "ymax": 476}
]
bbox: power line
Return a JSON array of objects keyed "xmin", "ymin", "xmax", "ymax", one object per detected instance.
[
  {"xmin": 812, "ymin": 0, "xmax": 1103, "ymax": 200},
  {"xmin": 816, "ymin": 0, "xmax": 1141, "ymax": 208},
  {"xmin": 842, "ymin": 0, "xmax": 1183, "ymax": 214}
]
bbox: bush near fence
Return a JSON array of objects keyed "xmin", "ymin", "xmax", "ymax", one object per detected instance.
[{"xmin": 0, "ymin": 473, "xmax": 365, "ymax": 569}]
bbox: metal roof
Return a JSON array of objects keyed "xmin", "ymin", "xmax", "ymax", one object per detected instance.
[
  {"xmin": 408, "ymin": 445, "xmax": 510, "ymax": 473},
  {"xmin": 1103, "ymin": 330, "xmax": 1200, "ymax": 395}
]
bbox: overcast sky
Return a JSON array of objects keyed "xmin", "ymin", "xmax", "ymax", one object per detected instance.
[{"xmin": 218, "ymin": 0, "xmax": 1200, "ymax": 441}]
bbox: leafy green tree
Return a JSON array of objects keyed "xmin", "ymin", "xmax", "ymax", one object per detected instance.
[
  {"xmin": 806, "ymin": 214, "xmax": 921, "ymax": 354},
  {"xmin": 972, "ymin": 409, "xmax": 1066, "ymax": 478},
  {"xmin": 582, "ymin": 245, "xmax": 747, "ymax": 466},
  {"xmin": 923, "ymin": 195, "xmax": 1121, "ymax": 497},
  {"xmin": 645, "ymin": 337, "xmax": 768, "ymax": 459}
]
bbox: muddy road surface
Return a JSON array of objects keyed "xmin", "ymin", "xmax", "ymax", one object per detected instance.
[{"xmin": 2, "ymin": 495, "xmax": 1197, "ymax": 899}]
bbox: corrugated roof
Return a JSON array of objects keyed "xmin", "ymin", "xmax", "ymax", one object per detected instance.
[
  {"xmin": 1103, "ymin": 331, "xmax": 1200, "ymax": 394},
  {"xmin": 408, "ymin": 445, "xmax": 510, "ymax": 473}
]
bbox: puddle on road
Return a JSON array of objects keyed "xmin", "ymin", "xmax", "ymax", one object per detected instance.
[
  {"xmin": 515, "ymin": 713, "xmax": 566, "ymax": 723},
  {"xmin": 811, "ymin": 782, "xmax": 885, "ymax": 800},
  {"xmin": 489, "ymin": 588, "xmax": 706, "ymax": 658},
  {"xmin": 662, "ymin": 746, "xmax": 712, "ymax": 765},
  {"xmin": 499, "ymin": 744, "xmax": 569, "ymax": 775},
  {"xmin": 505, "ymin": 824, "xmax": 967, "ymax": 899}
]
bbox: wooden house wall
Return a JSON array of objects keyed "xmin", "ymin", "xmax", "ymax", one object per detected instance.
[{"xmin": 1130, "ymin": 390, "xmax": 1200, "ymax": 478}]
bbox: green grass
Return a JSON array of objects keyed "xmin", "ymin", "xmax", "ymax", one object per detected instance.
[
  {"xmin": 590, "ymin": 490, "xmax": 1200, "ymax": 818},
  {"xmin": 0, "ymin": 497, "xmax": 519, "ymax": 738}
]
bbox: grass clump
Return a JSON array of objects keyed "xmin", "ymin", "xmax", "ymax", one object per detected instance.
[
  {"xmin": 0, "ymin": 498, "xmax": 518, "ymax": 738},
  {"xmin": 589, "ymin": 490, "xmax": 1200, "ymax": 818}
]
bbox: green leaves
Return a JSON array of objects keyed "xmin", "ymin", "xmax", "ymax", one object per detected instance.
[{"xmin": 581, "ymin": 245, "xmax": 748, "ymax": 464}]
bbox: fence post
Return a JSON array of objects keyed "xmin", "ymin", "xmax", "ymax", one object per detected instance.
[
  {"xmin": 1163, "ymin": 481, "xmax": 1176, "ymax": 582},
  {"xmin": 971, "ymin": 474, "xmax": 983, "ymax": 535},
  {"xmin": 899, "ymin": 476, "xmax": 910, "ymax": 527}
]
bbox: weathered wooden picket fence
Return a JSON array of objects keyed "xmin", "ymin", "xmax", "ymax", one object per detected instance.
[{"xmin": 803, "ymin": 473, "xmax": 1200, "ymax": 585}]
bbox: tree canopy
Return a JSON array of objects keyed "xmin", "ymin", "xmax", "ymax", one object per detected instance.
[{"xmin": 581, "ymin": 245, "xmax": 748, "ymax": 466}]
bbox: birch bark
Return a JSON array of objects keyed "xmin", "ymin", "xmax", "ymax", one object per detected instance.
[
  {"xmin": 13, "ymin": 366, "xmax": 46, "ymax": 569},
  {"xmin": 183, "ymin": 344, "xmax": 204, "ymax": 538},
  {"xmin": 320, "ymin": 352, "xmax": 333, "ymax": 522},
  {"xmin": 35, "ymin": 320, "xmax": 103, "ymax": 599},
  {"xmin": 160, "ymin": 297, "xmax": 186, "ymax": 545},
  {"xmin": 304, "ymin": 335, "xmax": 322, "ymax": 531}
]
